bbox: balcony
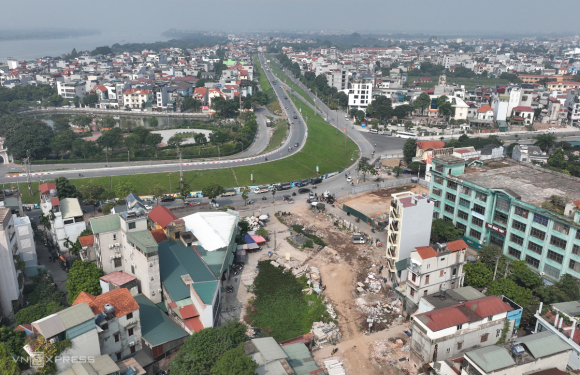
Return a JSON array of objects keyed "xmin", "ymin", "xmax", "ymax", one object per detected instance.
[
  {"xmin": 390, "ymin": 210, "xmax": 399, "ymax": 219},
  {"xmin": 387, "ymin": 246, "xmax": 397, "ymax": 259},
  {"xmin": 390, "ymin": 220, "xmax": 399, "ymax": 232},
  {"xmin": 388, "ymin": 233, "xmax": 398, "ymax": 245},
  {"xmin": 407, "ymin": 261, "xmax": 422, "ymax": 276},
  {"xmin": 387, "ymin": 258, "xmax": 395, "ymax": 272}
]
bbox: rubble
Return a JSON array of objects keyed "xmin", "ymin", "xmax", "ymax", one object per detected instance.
[
  {"xmin": 312, "ymin": 321, "xmax": 342, "ymax": 346},
  {"xmin": 324, "ymin": 359, "xmax": 346, "ymax": 375},
  {"xmin": 369, "ymin": 338, "xmax": 414, "ymax": 375}
]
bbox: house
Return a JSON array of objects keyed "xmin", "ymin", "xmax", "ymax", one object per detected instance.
[
  {"xmin": 404, "ymin": 240, "xmax": 467, "ymax": 313},
  {"xmin": 123, "ymin": 88, "xmax": 153, "ymax": 109},
  {"xmin": 58, "ymin": 354, "xmax": 120, "ymax": 375},
  {"xmin": 512, "ymin": 145, "xmax": 548, "ymax": 163},
  {"xmin": 476, "ymin": 105, "xmax": 494, "ymax": 120},
  {"xmin": 73, "ymin": 289, "xmax": 142, "ymax": 361},
  {"xmin": 29, "ymin": 303, "xmax": 100, "ymax": 372},
  {"xmin": 99, "ymin": 271, "xmax": 139, "ymax": 295},
  {"xmin": 410, "ymin": 295, "xmax": 521, "ymax": 367},
  {"xmin": 244, "ymin": 337, "xmax": 324, "ymax": 375},
  {"xmin": 57, "ymin": 80, "xmax": 86, "ymax": 99},
  {"xmin": 477, "ymin": 144, "xmax": 504, "ymax": 160},
  {"xmin": 133, "ymin": 294, "xmax": 188, "ymax": 361},
  {"xmin": 415, "ymin": 286, "xmax": 486, "ymax": 314},
  {"xmin": 511, "ymin": 106, "xmax": 535, "ymax": 125},
  {"xmin": 148, "ymin": 205, "xmax": 178, "ymax": 231},
  {"xmin": 413, "ymin": 141, "xmax": 452, "ymax": 182},
  {"xmin": 0, "ymin": 208, "xmax": 21, "ymax": 321}
]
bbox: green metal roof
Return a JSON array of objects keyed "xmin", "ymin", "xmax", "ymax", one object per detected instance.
[
  {"xmin": 518, "ymin": 331, "xmax": 573, "ymax": 358},
  {"xmin": 192, "ymin": 281, "xmax": 219, "ymax": 305},
  {"xmin": 158, "ymin": 241, "xmax": 217, "ymax": 302},
  {"xmin": 466, "ymin": 346, "xmax": 515, "ymax": 372},
  {"xmin": 195, "ymin": 244, "xmax": 227, "ymax": 278},
  {"xmin": 127, "ymin": 230, "xmax": 158, "ymax": 254},
  {"xmin": 395, "ymin": 259, "xmax": 408, "ymax": 272},
  {"xmin": 282, "ymin": 342, "xmax": 321, "ymax": 375},
  {"xmin": 90, "ymin": 214, "xmax": 121, "ymax": 234},
  {"xmin": 155, "ymin": 301, "xmax": 168, "ymax": 313},
  {"xmin": 552, "ymin": 301, "xmax": 580, "ymax": 317},
  {"xmin": 134, "ymin": 294, "xmax": 188, "ymax": 347}
]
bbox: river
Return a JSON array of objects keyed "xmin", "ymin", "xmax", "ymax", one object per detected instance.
[{"xmin": 0, "ymin": 31, "xmax": 169, "ymax": 62}]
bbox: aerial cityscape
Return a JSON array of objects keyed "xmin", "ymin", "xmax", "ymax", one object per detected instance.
[{"xmin": 4, "ymin": 2, "xmax": 580, "ymax": 375}]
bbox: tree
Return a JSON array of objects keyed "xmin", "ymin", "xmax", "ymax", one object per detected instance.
[
  {"xmin": 99, "ymin": 115, "xmax": 116, "ymax": 129},
  {"xmin": 438, "ymin": 101, "xmax": 454, "ymax": 118},
  {"xmin": 0, "ymin": 327, "xmax": 27, "ymax": 369},
  {"xmin": 0, "ymin": 342, "xmax": 20, "ymax": 375},
  {"xmin": 336, "ymin": 92, "xmax": 348, "ymax": 109},
  {"xmin": 27, "ymin": 281, "xmax": 67, "ymax": 306},
  {"xmin": 413, "ymin": 93, "xmax": 431, "ymax": 115},
  {"xmin": 145, "ymin": 133, "xmax": 163, "ymax": 156},
  {"xmin": 555, "ymin": 274, "xmax": 580, "ymax": 301},
  {"xmin": 71, "ymin": 114, "xmax": 92, "ymax": 128},
  {"xmin": 97, "ymin": 127, "xmax": 123, "ymax": 162},
  {"xmin": 202, "ymin": 183, "xmax": 225, "ymax": 200},
  {"xmin": 150, "ymin": 184, "xmax": 164, "ymax": 205},
  {"xmin": 115, "ymin": 182, "xmax": 136, "ymax": 200},
  {"xmin": 402, "ymin": 138, "xmax": 417, "ymax": 163},
  {"xmin": 194, "ymin": 133, "xmax": 208, "ymax": 145},
  {"xmin": 486, "ymin": 278, "xmax": 532, "ymax": 307},
  {"xmin": 477, "ymin": 245, "xmax": 505, "ymax": 271},
  {"xmin": 241, "ymin": 187, "xmax": 250, "ymax": 205},
  {"xmin": 78, "ymin": 184, "xmax": 106, "ymax": 204},
  {"xmin": 90, "ymin": 45, "xmax": 112, "ymax": 56},
  {"xmin": 64, "ymin": 237, "xmax": 81, "ymax": 256},
  {"xmin": 149, "ymin": 117, "xmax": 158, "ymax": 127},
  {"xmin": 168, "ymin": 134, "xmax": 185, "ymax": 148},
  {"xmin": 508, "ymin": 260, "xmax": 542, "ymax": 289},
  {"xmin": 393, "ymin": 105, "xmax": 414, "ymax": 120},
  {"xmin": 53, "ymin": 117, "xmax": 72, "ymax": 133},
  {"xmin": 371, "ymin": 96, "xmax": 393, "ymax": 120},
  {"xmin": 123, "ymin": 134, "xmax": 142, "ymax": 157},
  {"xmin": 209, "ymin": 129, "xmax": 230, "ymax": 145},
  {"xmin": 463, "ymin": 261, "xmax": 493, "ymax": 288},
  {"xmin": 55, "ymin": 177, "xmax": 81, "ymax": 199},
  {"xmin": 14, "ymin": 302, "xmax": 65, "ymax": 324},
  {"xmin": 183, "ymin": 96, "xmax": 202, "ymax": 112},
  {"xmin": 430, "ymin": 219, "xmax": 464, "ymax": 242},
  {"xmin": 0, "ymin": 115, "xmax": 54, "ymax": 159},
  {"xmin": 82, "ymin": 93, "xmax": 98, "ymax": 108},
  {"xmin": 170, "ymin": 321, "xmax": 247, "ymax": 375},
  {"xmin": 120, "ymin": 118, "xmax": 136, "ymax": 131},
  {"xmin": 547, "ymin": 148, "xmax": 567, "ymax": 170},
  {"xmin": 533, "ymin": 133, "xmax": 557, "ymax": 152},
  {"xmin": 210, "ymin": 344, "xmax": 258, "ymax": 375},
  {"xmin": 66, "ymin": 260, "xmax": 104, "ymax": 304},
  {"xmin": 356, "ymin": 157, "xmax": 377, "ymax": 181},
  {"xmin": 49, "ymin": 131, "xmax": 75, "ymax": 155}
]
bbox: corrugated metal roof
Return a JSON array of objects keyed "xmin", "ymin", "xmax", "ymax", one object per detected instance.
[
  {"xmin": 192, "ymin": 281, "xmax": 219, "ymax": 305},
  {"xmin": 518, "ymin": 331, "xmax": 573, "ymax": 358},
  {"xmin": 134, "ymin": 294, "xmax": 188, "ymax": 347},
  {"xmin": 466, "ymin": 346, "xmax": 515, "ymax": 372},
  {"xmin": 90, "ymin": 214, "xmax": 121, "ymax": 234},
  {"xmin": 60, "ymin": 198, "xmax": 83, "ymax": 219},
  {"xmin": 252, "ymin": 337, "xmax": 288, "ymax": 363},
  {"xmin": 182, "ymin": 211, "xmax": 238, "ymax": 251},
  {"xmin": 552, "ymin": 301, "xmax": 580, "ymax": 317},
  {"xmin": 32, "ymin": 314, "xmax": 66, "ymax": 339},
  {"xmin": 58, "ymin": 303, "xmax": 95, "ymax": 329},
  {"xmin": 282, "ymin": 342, "xmax": 321, "ymax": 375},
  {"xmin": 464, "ymin": 296, "xmax": 513, "ymax": 318},
  {"xmin": 127, "ymin": 230, "xmax": 158, "ymax": 254}
]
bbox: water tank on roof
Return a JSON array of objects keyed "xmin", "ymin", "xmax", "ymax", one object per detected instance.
[
  {"xmin": 49, "ymin": 189, "xmax": 56, "ymax": 195},
  {"xmin": 104, "ymin": 303, "xmax": 115, "ymax": 315}
]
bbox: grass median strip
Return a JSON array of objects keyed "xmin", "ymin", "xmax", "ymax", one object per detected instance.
[
  {"xmin": 267, "ymin": 59, "xmax": 315, "ymax": 106},
  {"xmin": 261, "ymin": 120, "xmax": 288, "ymax": 154}
]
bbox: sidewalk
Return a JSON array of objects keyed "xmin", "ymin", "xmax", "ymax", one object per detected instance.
[{"xmin": 35, "ymin": 235, "xmax": 69, "ymax": 293}]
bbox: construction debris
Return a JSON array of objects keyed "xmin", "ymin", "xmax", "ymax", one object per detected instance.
[
  {"xmin": 324, "ymin": 359, "xmax": 346, "ymax": 375},
  {"xmin": 369, "ymin": 337, "xmax": 414, "ymax": 375},
  {"xmin": 312, "ymin": 321, "xmax": 342, "ymax": 346}
]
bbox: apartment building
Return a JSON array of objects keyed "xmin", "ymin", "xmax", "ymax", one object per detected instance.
[
  {"xmin": 564, "ymin": 89, "xmax": 580, "ymax": 127},
  {"xmin": 123, "ymin": 88, "xmax": 153, "ymax": 109},
  {"xmin": 324, "ymin": 69, "xmax": 347, "ymax": 90},
  {"xmin": 13, "ymin": 215, "xmax": 37, "ymax": 268},
  {"xmin": 57, "ymin": 80, "xmax": 86, "ymax": 99},
  {"xmin": 39, "ymin": 188, "xmax": 86, "ymax": 253},
  {"xmin": 0, "ymin": 208, "xmax": 20, "ymax": 321},
  {"xmin": 410, "ymin": 295, "xmax": 520, "ymax": 367},
  {"xmin": 348, "ymin": 82, "xmax": 372, "ymax": 111},
  {"xmin": 405, "ymin": 240, "xmax": 468, "ymax": 313},
  {"xmin": 429, "ymin": 156, "xmax": 580, "ymax": 282},
  {"xmin": 386, "ymin": 192, "xmax": 434, "ymax": 279}
]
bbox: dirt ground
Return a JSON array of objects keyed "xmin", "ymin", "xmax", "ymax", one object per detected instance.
[{"xmin": 337, "ymin": 185, "xmax": 430, "ymax": 219}]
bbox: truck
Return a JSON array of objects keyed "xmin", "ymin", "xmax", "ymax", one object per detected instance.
[
  {"xmin": 352, "ymin": 233, "xmax": 365, "ymax": 244},
  {"xmin": 253, "ymin": 185, "xmax": 270, "ymax": 194},
  {"xmin": 276, "ymin": 182, "xmax": 292, "ymax": 191},
  {"xmin": 221, "ymin": 188, "xmax": 236, "ymax": 197}
]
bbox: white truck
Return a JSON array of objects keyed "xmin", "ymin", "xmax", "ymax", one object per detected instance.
[
  {"xmin": 352, "ymin": 233, "xmax": 365, "ymax": 244},
  {"xmin": 253, "ymin": 186, "xmax": 270, "ymax": 194}
]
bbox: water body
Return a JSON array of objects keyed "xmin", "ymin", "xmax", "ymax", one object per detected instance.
[
  {"xmin": 29, "ymin": 113, "xmax": 205, "ymax": 129},
  {"xmin": 0, "ymin": 31, "xmax": 169, "ymax": 62}
]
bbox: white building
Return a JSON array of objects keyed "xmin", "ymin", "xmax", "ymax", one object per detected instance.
[
  {"xmin": 57, "ymin": 80, "xmax": 86, "ymax": 100},
  {"xmin": 386, "ymin": 192, "xmax": 434, "ymax": 279},
  {"xmin": 0, "ymin": 208, "xmax": 20, "ymax": 321},
  {"xmin": 348, "ymin": 82, "xmax": 372, "ymax": 110},
  {"xmin": 13, "ymin": 216, "xmax": 37, "ymax": 268},
  {"xmin": 564, "ymin": 89, "xmax": 580, "ymax": 127},
  {"xmin": 40, "ymin": 194, "xmax": 86, "ymax": 254},
  {"xmin": 512, "ymin": 145, "xmax": 548, "ymax": 163},
  {"xmin": 324, "ymin": 69, "xmax": 347, "ymax": 91},
  {"xmin": 451, "ymin": 97, "xmax": 469, "ymax": 121},
  {"xmin": 405, "ymin": 240, "xmax": 467, "ymax": 314},
  {"xmin": 123, "ymin": 88, "xmax": 153, "ymax": 109}
]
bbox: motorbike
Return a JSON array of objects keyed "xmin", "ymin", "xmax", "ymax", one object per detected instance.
[
  {"xmin": 292, "ymin": 192, "xmax": 296, "ymax": 196},
  {"xmin": 262, "ymin": 197, "xmax": 267, "ymax": 200}
]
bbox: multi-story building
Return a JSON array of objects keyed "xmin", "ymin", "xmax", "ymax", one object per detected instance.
[
  {"xmin": 429, "ymin": 156, "xmax": 580, "ymax": 281},
  {"xmin": 73, "ymin": 288, "xmax": 142, "ymax": 362},
  {"xmin": 410, "ymin": 295, "xmax": 520, "ymax": 367},
  {"xmin": 386, "ymin": 192, "xmax": 434, "ymax": 279},
  {"xmin": 0, "ymin": 208, "xmax": 21, "ymax": 321},
  {"xmin": 511, "ymin": 145, "xmax": 548, "ymax": 163},
  {"xmin": 42, "ymin": 196, "xmax": 86, "ymax": 254},
  {"xmin": 348, "ymin": 82, "xmax": 372, "ymax": 111},
  {"xmin": 405, "ymin": 240, "xmax": 468, "ymax": 313},
  {"xmin": 123, "ymin": 88, "xmax": 153, "ymax": 109},
  {"xmin": 564, "ymin": 89, "xmax": 580, "ymax": 127},
  {"xmin": 13, "ymin": 215, "xmax": 37, "ymax": 268},
  {"xmin": 57, "ymin": 80, "xmax": 86, "ymax": 100},
  {"xmin": 324, "ymin": 69, "xmax": 347, "ymax": 91}
]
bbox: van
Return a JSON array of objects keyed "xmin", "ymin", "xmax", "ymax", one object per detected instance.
[
  {"xmin": 369, "ymin": 128, "xmax": 378, "ymax": 134},
  {"xmin": 352, "ymin": 233, "xmax": 365, "ymax": 244},
  {"xmin": 345, "ymin": 114, "xmax": 349, "ymax": 118}
]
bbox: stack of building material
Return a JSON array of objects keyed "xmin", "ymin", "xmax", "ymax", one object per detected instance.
[
  {"xmin": 324, "ymin": 359, "xmax": 346, "ymax": 375},
  {"xmin": 312, "ymin": 322, "xmax": 341, "ymax": 346}
]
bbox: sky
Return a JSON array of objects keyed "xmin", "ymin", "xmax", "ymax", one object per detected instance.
[{"xmin": 3, "ymin": 0, "xmax": 580, "ymax": 37}]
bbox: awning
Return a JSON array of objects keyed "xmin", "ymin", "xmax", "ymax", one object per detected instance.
[
  {"xmin": 243, "ymin": 234, "xmax": 256, "ymax": 244},
  {"xmin": 395, "ymin": 259, "xmax": 408, "ymax": 272},
  {"xmin": 247, "ymin": 243, "xmax": 259, "ymax": 250},
  {"xmin": 250, "ymin": 235, "xmax": 267, "ymax": 244},
  {"xmin": 184, "ymin": 317, "xmax": 204, "ymax": 333},
  {"xmin": 59, "ymin": 255, "xmax": 67, "ymax": 262}
]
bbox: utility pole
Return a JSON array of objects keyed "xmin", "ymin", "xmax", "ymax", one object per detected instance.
[
  {"xmin": 25, "ymin": 150, "xmax": 32, "ymax": 196},
  {"xmin": 493, "ymin": 255, "xmax": 502, "ymax": 281},
  {"xmin": 504, "ymin": 260, "xmax": 511, "ymax": 279},
  {"xmin": 178, "ymin": 146, "xmax": 183, "ymax": 191}
]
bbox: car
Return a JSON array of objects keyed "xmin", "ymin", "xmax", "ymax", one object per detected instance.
[
  {"xmin": 284, "ymin": 96, "xmax": 288, "ymax": 99},
  {"xmin": 298, "ymin": 188, "xmax": 311, "ymax": 194},
  {"xmin": 294, "ymin": 143, "xmax": 299, "ymax": 147},
  {"xmin": 347, "ymin": 176, "xmax": 353, "ymax": 182},
  {"xmin": 548, "ymin": 127, "xmax": 556, "ymax": 131},
  {"xmin": 309, "ymin": 192, "xmax": 315, "ymax": 198},
  {"xmin": 293, "ymin": 115, "xmax": 298, "ymax": 119},
  {"xmin": 161, "ymin": 196, "xmax": 175, "ymax": 202},
  {"xmin": 144, "ymin": 205, "xmax": 153, "ymax": 210}
]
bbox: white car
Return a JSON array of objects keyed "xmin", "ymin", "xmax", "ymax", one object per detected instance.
[
  {"xmin": 548, "ymin": 127, "xmax": 555, "ymax": 131},
  {"xmin": 144, "ymin": 205, "xmax": 153, "ymax": 210},
  {"xmin": 347, "ymin": 176, "xmax": 353, "ymax": 182}
]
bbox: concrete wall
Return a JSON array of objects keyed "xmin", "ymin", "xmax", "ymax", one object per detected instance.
[
  {"xmin": 99, "ymin": 309, "xmax": 142, "ymax": 361},
  {"xmin": 399, "ymin": 200, "xmax": 434, "ymax": 262},
  {"xmin": 56, "ymin": 329, "xmax": 100, "ymax": 373},
  {"xmin": 14, "ymin": 216, "xmax": 37, "ymax": 267},
  {"xmin": 0, "ymin": 213, "xmax": 18, "ymax": 319}
]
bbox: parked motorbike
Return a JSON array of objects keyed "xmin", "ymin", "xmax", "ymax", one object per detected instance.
[{"xmin": 262, "ymin": 197, "xmax": 267, "ymax": 200}]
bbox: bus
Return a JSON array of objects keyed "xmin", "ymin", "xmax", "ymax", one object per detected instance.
[{"xmin": 396, "ymin": 131, "xmax": 418, "ymax": 138}]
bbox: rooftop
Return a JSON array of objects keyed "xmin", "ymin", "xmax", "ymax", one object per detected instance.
[
  {"xmin": 60, "ymin": 198, "xmax": 83, "ymax": 219},
  {"xmin": 89, "ymin": 214, "xmax": 121, "ymax": 234},
  {"xmin": 127, "ymin": 230, "xmax": 158, "ymax": 254},
  {"xmin": 32, "ymin": 303, "xmax": 94, "ymax": 339},
  {"xmin": 182, "ymin": 211, "xmax": 238, "ymax": 251},
  {"xmin": 134, "ymin": 294, "xmax": 188, "ymax": 347},
  {"xmin": 73, "ymin": 289, "xmax": 139, "ymax": 318},
  {"xmin": 99, "ymin": 270, "xmax": 137, "ymax": 286},
  {"xmin": 148, "ymin": 205, "xmax": 178, "ymax": 228},
  {"xmin": 431, "ymin": 155, "xmax": 465, "ymax": 165}
]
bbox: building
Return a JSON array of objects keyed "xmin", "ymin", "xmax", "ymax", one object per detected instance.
[
  {"xmin": 58, "ymin": 354, "xmax": 120, "ymax": 375},
  {"xmin": 405, "ymin": 240, "xmax": 468, "ymax": 313},
  {"xmin": 324, "ymin": 69, "xmax": 347, "ymax": 91},
  {"xmin": 348, "ymin": 82, "xmax": 373, "ymax": 110},
  {"xmin": 0, "ymin": 208, "xmax": 21, "ymax": 321},
  {"xmin": 564, "ymin": 89, "xmax": 580, "ymax": 127},
  {"xmin": 386, "ymin": 192, "xmax": 435, "ymax": 280},
  {"xmin": 13, "ymin": 215, "xmax": 38, "ymax": 270},
  {"xmin": 123, "ymin": 88, "xmax": 153, "ymax": 109},
  {"xmin": 415, "ymin": 286, "xmax": 485, "ymax": 314},
  {"xmin": 133, "ymin": 294, "xmax": 188, "ymax": 361},
  {"xmin": 511, "ymin": 106, "xmax": 535, "ymax": 125},
  {"xmin": 511, "ymin": 145, "xmax": 548, "ymax": 163},
  {"xmin": 460, "ymin": 332, "xmax": 572, "ymax": 375},
  {"xmin": 410, "ymin": 295, "xmax": 521, "ymax": 367},
  {"xmin": 30, "ymin": 303, "xmax": 101, "ymax": 373},
  {"xmin": 413, "ymin": 141, "xmax": 452, "ymax": 182},
  {"xmin": 73, "ymin": 289, "xmax": 142, "ymax": 361},
  {"xmin": 429, "ymin": 156, "xmax": 580, "ymax": 281},
  {"xmin": 548, "ymin": 81, "xmax": 580, "ymax": 91},
  {"xmin": 99, "ymin": 271, "xmax": 139, "ymax": 295},
  {"xmin": 244, "ymin": 337, "xmax": 323, "ymax": 375},
  {"xmin": 57, "ymin": 80, "xmax": 86, "ymax": 99},
  {"xmin": 534, "ymin": 301, "xmax": 580, "ymax": 369}
]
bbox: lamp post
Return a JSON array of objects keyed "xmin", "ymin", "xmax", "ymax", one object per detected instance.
[
  {"xmin": 217, "ymin": 146, "xmax": 220, "ymax": 169},
  {"xmin": 251, "ymin": 170, "xmax": 254, "ymax": 184},
  {"xmin": 127, "ymin": 151, "xmax": 130, "ymax": 173}
]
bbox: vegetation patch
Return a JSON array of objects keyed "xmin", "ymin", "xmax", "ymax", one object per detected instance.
[
  {"xmin": 267, "ymin": 59, "xmax": 315, "ymax": 105},
  {"xmin": 262, "ymin": 120, "xmax": 288, "ymax": 154}
]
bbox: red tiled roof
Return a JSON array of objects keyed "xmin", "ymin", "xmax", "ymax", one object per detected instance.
[
  {"xmin": 50, "ymin": 197, "xmax": 60, "ymax": 206},
  {"xmin": 512, "ymin": 106, "xmax": 534, "ymax": 112},
  {"xmin": 99, "ymin": 271, "xmax": 137, "ymax": 286},
  {"xmin": 446, "ymin": 239, "xmax": 468, "ymax": 252},
  {"xmin": 464, "ymin": 296, "xmax": 513, "ymax": 318},
  {"xmin": 477, "ymin": 105, "xmax": 493, "ymax": 113},
  {"xmin": 78, "ymin": 235, "xmax": 94, "ymax": 247},
  {"xmin": 39, "ymin": 183, "xmax": 56, "ymax": 195},
  {"xmin": 179, "ymin": 304, "xmax": 199, "ymax": 319},
  {"xmin": 169, "ymin": 302, "xmax": 177, "ymax": 309},
  {"xmin": 93, "ymin": 85, "xmax": 108, "ymax": 92},
  {"xmin": 184, "ymin": 317, "xmax": 204, "ymax": 333},
  {"xmin": 417, "ymin": 141, "xmax": 445, "ymax": 150},
  {"xmin": 418, "ymin": 305, "xmax": 470, "ymax": 331},
  {"xmin": 150, "ymin": 229, "xmax": 167, "ymax": 243},
  {"xmin": 415, "ymin": 246, "xmax": 437, "ymax": 259},
  {"xmin": 72, "ymin": 289, "xmax": 139, "ymax": 317},
  {"xmin": 148, "ymin": 205, "xmax": 178, "ymax": 229},
  {"xmin": 548, "ymin": 81, "xmax": 580, "ymax": 86}
]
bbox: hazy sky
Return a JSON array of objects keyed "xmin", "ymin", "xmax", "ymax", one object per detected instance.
[{"xmin": 4, "ymin": 0, "xmax": 580, "ymax": 36}]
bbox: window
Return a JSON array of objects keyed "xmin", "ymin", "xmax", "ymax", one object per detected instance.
[
  {"xmin": 496, "ymin": 329, "xmax": 501, "ymax": 338},
  {"xmin": 456, "ymin": 324, "xmax": 463, "ymax": 330},
  {"xmin": 432, "ymin": 187, "xmax": 442, "ymax": 196},
  {"xmin": 481, "ymin": 333, "xmax": 489, "ymax": 343},
  {"xmin": 114, "ymin": 333, "xmax": 120, "ymax": 343},
  {"xmin": 514, "ymin": 206, "xmax": 529, "ymax": 218},
  {"xmin": 553, "ymin": 222, "xmax": 570, "ymax": 235},
  {"xmin": 453, "ymin": 268, "xmax": 457, "ymax": 276},
  {"xmin": 570, "ymin": 260, "xmax": 580, "ymax": 273},
  {"xmin": 533, "ymin": 213, "xmax": 549, "ymax": 226},
  {"xmin": 113, "ymin": 234, "xmax": 117, "ymax": 241},
  {"xmin": 487, "ymin": 316, "xmax": 493, "ymax": 322},
  {"xmin": 434, "ymin": 175, "xmax": 443, "ymax": 184},
  {"xmin": 496, "ymin": 197, "xmax": 510, "ymax": 212},
  {"xmin": 473, "ymin": 204, "xmax": 485, "ymax": 215},
  {"xmin": 114, "ymin": 258, "xmax": 122, "ymax": 268},
  {"xmin": 128, "ymin": 328, "xmax": 134, "ymax": 336},
  {"xmin": 490, "ymin": 233, "xmax": 504, "ymax": 247},
  {"xmin": 127, "ymin": 312, "xmax": 133, "ymax": 320},
  {"xmin": 544, "ymin": 263, "xmax": 561, "ymax": 279},
  {"xmin": 410, "ymin": 288, "xmax": 415, "ymax": 297},
  {"xmin": 459, "ymin": 198, "xmax": 470, "ymax": 208},
  {"xmin": 510, "ymin": 233, "xmax": 524, "ymax": 246},
  {"xmin": 447, "ymin": 180, "xmax": 458, "ymax": 190},
  {"xmin": 457, "ymin": 342, "xmax": 463, "ymax": 350},
  {"xmin": 470, "ymin": 229, "xmax": 481, "ymax": 240},
  {"xmin": 130, "ymin": 345, "xmax": 135, "ymax": 354},
  {"xmin": 573, "ymin": 244, "xmax": 580, "ymax": 255},
  {"xmin": 445, "ymin": 204, "xmax": 454, "ymax": 214},
  {"xmin": 528, "ymin": 241, "xmax": 543, "ymax": 255},
  {"xmin": 443, "ymin": 215, "xmax": 453, "ymax": 222},
  {"xmin": 446, "ymin": 192, "xmax": 456, "ymax": 202},
  {"xmin": 128, "ymin": 222, "xmax": 136, "ymax": 230},
  {"xmin": 424, "ymin": 290, "xmax": 428, "ymax": 297},
  {"xmin": 475, "ymin": 191, "xmax": 487, "ymax": 202},
  {"xmin": 458, "ymin": 210, "xmax": 469, "ymax": 220},
  {"xmin": 530, "ymin": 228, "xmax": 546, "ymax": 240},
  {"xmin": 131, "ymin": 265, "xmax": 135, "ymax": 274},
  {"xmin": 440, "ymin": 270, "xmax": 444, "ymax": 277},
  {"xmin": 446, "ymin": 348, "xmax": 450, "ymax": 354},
  {"xmin": 508, "ymin": 247, "xmax": 522, "ymax": 259},
  {"xmin": 461, "ymin": 186, "xmax": 472, "ymax": 195},
  {"xmin": 433, "ymin": 212, "xmax": 440, "ymax": 219},
  {"xmin": 512, "ymin": 220, "xmax": 526, "ymax": 232},
  {"xmin": 550, "ymin": 236, "xmax": 567, "ymax": 250},
  {"xmin": 435, "ymin": 164, "xmax": 444, "ymax": 173},
  {"xmin": 116, "ymin": 352, "xmax": 121, "ymax": 361},
  {"xmin": 494, "ymin": 211, "xmax": 508, "ymax": 225},
  {"xmin": 434, "ymin": 201, "xmax": 441, "ymax": 208},
  {"xmin": 425, "ymin": 275, "xmax": 430, "ymax": 284},
  {"xmin": 577, "ymin": 230, "xmax": 580, "ymax": 241},
  {"xmin": 547, "ymin": 250, "xmax": 564, "ymax": 264},
  {"xmin": 526, "ymin": 255, "xmax": 540, "ymax": 269},
  {"xmin": 456, "ymin": 222, "xmax": 467, "ymax": 233},
  {"xmin": 472, "ymin": 217, "xmax": 483, "ymax": 227}
]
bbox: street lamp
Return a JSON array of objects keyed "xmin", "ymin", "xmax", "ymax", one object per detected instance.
[
  {"xmin": 127, "ymin": 151, "xmax": 130, "ymax": 172},
  {"xmin": 251, "ymin": 170, "xmax": 254, "ymax": 184},
  {"xmin": 217, "ymin": 146, "xmax": 220, "ymax": 169}
]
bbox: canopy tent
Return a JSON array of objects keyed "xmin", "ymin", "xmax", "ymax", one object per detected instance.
[
  {"xmin": 250, "ymin": 235, "xmax": 267, "ymax": 244},
  {"xmin": 242, "ymin": 234, "xmax": 256, "ymax": 244}
]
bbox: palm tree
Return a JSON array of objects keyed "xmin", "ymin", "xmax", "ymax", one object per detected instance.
[
  {"xmin": 39, "ymin": 213, "xmax": 51, "ymax": 233},
  {"xmin": 63, "ymin": 237, "xmax": 81, "ymax": 257},
  {"xmin": 533, "ymin": 133, "xmax": 557, "ymax": 152}
]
